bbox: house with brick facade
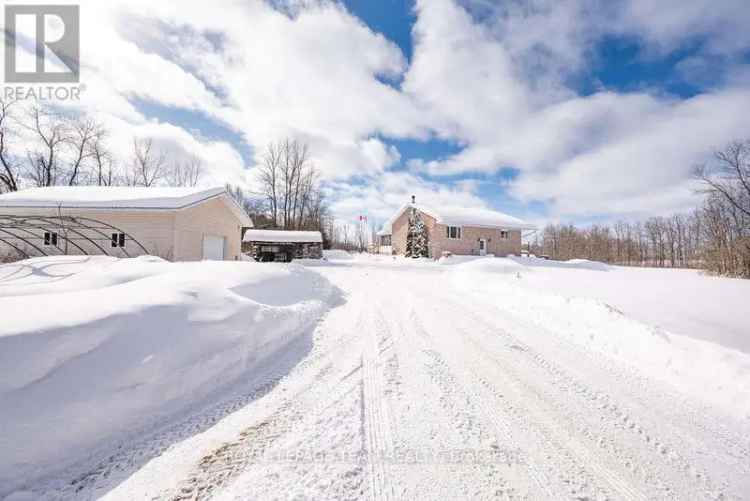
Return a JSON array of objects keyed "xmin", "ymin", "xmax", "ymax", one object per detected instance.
[{"xmin": 377, "ymin": 197, "xmax": 535, "ymax": 258}]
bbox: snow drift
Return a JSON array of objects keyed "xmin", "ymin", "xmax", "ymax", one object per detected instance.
[
  {"xmin": 444, "ymin": 256, "xmax": 750, "ymax": 418},
  {"xmin": 0, "ymin": 256, "xmax": 339, "ymax": 496},
  {"xmin": 322, "ymin": 249, "xmax": 354, "ymax": 260}
]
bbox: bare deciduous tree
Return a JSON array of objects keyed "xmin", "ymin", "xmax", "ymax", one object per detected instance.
[
  {"xmin": 0, "ymin": 98, "xmax": 20, "ymax": 193},
  {"xmin": 280, "ymin": 139, "xmax": 310, "ymax": 229},
  {"xmin": 258, "ymin": 142, "xmax": 282, "ymax": 225},
  {"xmin": 167, "ymin": 156, "xmax": 203, "ymax": 187},
  {"xmin": 694, "ymin": 140, "xmax": 750, "ymax": 277},
  {"xmin": 89, "ymin": 130, "xmax": 116, "ymax": 186},
  {"xmin": 254, "ymin": 138, "xmax": 327, "ymax": 232},
  {"xmin": 24, "ymin": 106, "xmax": 70, "ymax": 187},
  {"xmin": 126, "ymin": 138, "xmax": 167, "ymax": 187},
  {"xmin": 695, "ymin": 140, "xmax": 750, "ymax": 223},
  {"xmin": 65, "ymin": 117, "xmax": 106, "ymax": 186}
]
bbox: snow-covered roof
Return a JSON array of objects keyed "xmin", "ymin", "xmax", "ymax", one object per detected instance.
[
  {"xmin": 0, "ymin": 186, "xmax": 224, "ymax": 209},
  {"xmin": 243, "ymin": 230, "xmax": 323, "ymax": 243},
  {"xmin": 0, "ymin": 186, "xmax": 253, "ymax": 226},
  {"xmin": 378, "ymin": 203, "xmax": 535, "ymax": 235}
]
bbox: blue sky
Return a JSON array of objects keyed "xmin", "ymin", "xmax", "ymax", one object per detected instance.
[
  {"xmin": 34, "ymin": 0, "xmax": 750, "ymax": 228},
  {"xmin": 327, "ymin": 0, "xmax": 749, "ymax": 225}
]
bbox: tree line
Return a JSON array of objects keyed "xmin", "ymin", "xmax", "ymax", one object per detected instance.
[
  {"xmin": 530, "ymin": 140, "xmax": 750, "ymax": 278},
  {"xmin": 0, "ymin": 99, "xmax": 206, "ymax": 191},
  {"xmin": 0, "ymin": 98, "xmax": 335, "ymax": 239}
]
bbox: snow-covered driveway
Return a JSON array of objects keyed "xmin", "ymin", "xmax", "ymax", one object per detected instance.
[{"xmin": 97, "ymin": 257, "xmax": 750, "ymax": 501}]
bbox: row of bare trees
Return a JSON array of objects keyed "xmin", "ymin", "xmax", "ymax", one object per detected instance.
[
  {"xmin": 533, "ymin": 215, "xmax": 704, "ymax": 268},
  {"xmin": 0, "ymin": 98, "xmax": 204, "ymax": 193},
  {"xmin": 253, "ymin": 139, "xmax": 329, "ymax": 232},
  {"xmin": 322, "ymin": 219, "xmax": 370, "ymax": 252},
  {"xmin": 530, "ymin": 140, "xmax": 750, "ymax": 278}
]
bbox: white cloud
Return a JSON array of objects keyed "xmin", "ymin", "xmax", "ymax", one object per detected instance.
[
  {"xmin": 3, "ymin": 0, "xmax": 432, "ymax": 192},
  {"xmin": 328, "ymin": 170, "xmax": 491, "ymax": 228},
  {"xmin": 5, "ymin": 0, "xmax": 748, "ymax": 223},
  {"xmin": 106, "ymin": 0, "xmax": 430, "ymax": 178},
  {"xmin": 402, "ymin": 0, "xmax": 750, "ymax": 219},
  {"xmin": 615, "ymin": 0, "xmax": 750, "ymax": 56},
  {"xmin": 102, "ymin": 119, "xmax": 247, "ymax": 187},
  {"xmin": 515, "ymin": 89, "xmax": 750, "ymax": 211}
]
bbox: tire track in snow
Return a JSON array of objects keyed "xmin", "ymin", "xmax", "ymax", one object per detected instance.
[
  {"xmin": 166, "ymin": 362, "xmax": 336, "ymax": 500},
  {"xmin": 475, "ymin": 289, "xmax": 750, "ymax": 476},
  {"xmin": 375, "ymin": 287, "xmax": 540, "ymax": 500},
  {"xmin": 154, "ymin": 284, "xmax": 373, "ymax": 500},
  {"xmin": 401, "ymin": 298, "xmax": 630, "ymax": 501},
  {"xmin": 462, "ymin": 300, "xmax": 740, "ymax": 499},
  {"xmin": 462, "ymin": 334, "xmax": 652, "ymax": 501},
  {"xmin": 414, "ymin": 279, "xmax": 738, "ymax": 500},
  {"xmin": 361, "ymin": 310, "xmax": 397, "ymax": 501}
]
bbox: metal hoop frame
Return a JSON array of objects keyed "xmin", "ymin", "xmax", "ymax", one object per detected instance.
[{"xmin": 0, "ymin": 215, "xmax": 150, "ymax": 259}]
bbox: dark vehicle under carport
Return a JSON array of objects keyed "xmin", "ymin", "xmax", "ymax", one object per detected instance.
[{"xmin": 242, "ymin": 230, "xmax": 323, "ymax": 262}]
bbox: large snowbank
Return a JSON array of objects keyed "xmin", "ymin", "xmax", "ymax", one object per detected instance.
[
  {"xmin": 503, "ymin": 256, "xmax": 748, "ymax": 352},
  {"xmin": 445, "ymin": 257, "xmax": 750, "ymax": 417},
  {"xmin": 441, "ymin": 255, "xmax": 749, "ymax": 352},
  {"xmin": 0, "ymin": 256, "xmax": 339, "ymax": 496}
]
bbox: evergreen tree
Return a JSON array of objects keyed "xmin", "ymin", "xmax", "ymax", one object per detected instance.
[
  {"xmin": 405, "ymin": 209, "xmax": 415, "ymax": 257},
  {"xmin": 406, "ymin": 208, "xmax": 429, "ymax": 258}
]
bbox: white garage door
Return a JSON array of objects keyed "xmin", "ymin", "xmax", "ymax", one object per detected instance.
[{"xmin": 202, "ymin": 235, "xmax": 225, "ymax": 260}]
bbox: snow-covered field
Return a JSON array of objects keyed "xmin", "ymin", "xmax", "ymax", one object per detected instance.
[
  {"xmin": 1, "ymin": 253, "xmax": 749, "ymax": 500},
  {"xmin": 478, "ymin": 256, "xmax": 750, "ymax": 354}
]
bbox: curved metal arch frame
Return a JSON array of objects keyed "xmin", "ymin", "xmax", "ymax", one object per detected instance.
[
  {"xmin": 0, "ymin": 221, "xmax": 87, "ymax": 255},
  {"xmin": 0, "ymin": 234, "xmax": 29, "ymax": 259},
  {"xmin": 70, "ymin": 216, "xmax": 150, "ymax": 255},
  {"xmin": 0, "ymin": 227, "xmax": 47, "ymax": 256},
  {"xmin": 0, "ymin": 216, "xmax": 110, "ymax": 256},
  {"xmin": 0, "ymin": 215, "xmax": 151, "ymax": 258},
  {"xmin": 20, "ymin": 216, "xmax": 121, "ymax": 257}
]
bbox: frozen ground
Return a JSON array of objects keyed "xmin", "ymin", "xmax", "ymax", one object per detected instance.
[{"xmin": 1, "ymin": 253, "xmax": 749, "ymax": 500}]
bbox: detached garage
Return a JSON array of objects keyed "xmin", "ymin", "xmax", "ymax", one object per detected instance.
[{"xmin": 0, "ymin": 186, "xmax": 253, "ymax": 262}]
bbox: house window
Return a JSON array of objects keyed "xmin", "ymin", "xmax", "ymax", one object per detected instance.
[
  {"xmin": 380, "ymin": 235, "xmax": 391, "ymax": 246},
  {"xmin": 43, "ymin": 232, "xmax": 58, "ymax": 246},
  {"xmin": 446, "ymin": 226, "xmax": 461, "ymax": 239},
  {"xmin": 500, "ymin": 230, "xmax": 510, "ymax": 239},
  {"xmin": 111, "ymin": 232, "xmax": 126, "ymax": 248}
]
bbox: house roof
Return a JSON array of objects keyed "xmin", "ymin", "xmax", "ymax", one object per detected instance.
[
  {"xmin": 243, "ymin": 230, "xmax": 322, "ymax": 243},
  {"xmin": 0, "ymin": 186, "xmax": 253, "ymax": 227},
  {"xmin": 378, "ymin": 203, "xmax": 535, "ymax": 235}
]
